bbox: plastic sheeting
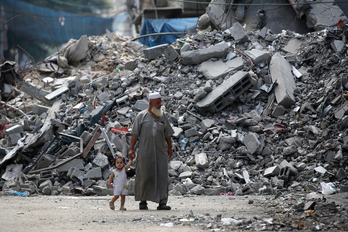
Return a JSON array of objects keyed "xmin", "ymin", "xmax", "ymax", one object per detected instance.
[
  {"xmin": 3, "ymin": 0, "xmax": 114, "ymax": 44},
  {"xmin": 139, "ymin": 18, "xmax": 198, "ymax": 47}
]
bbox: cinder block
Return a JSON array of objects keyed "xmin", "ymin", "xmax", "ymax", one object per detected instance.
[{"xmin": 197, "ymin": 71, "xmax": 252, "ymax": 112}]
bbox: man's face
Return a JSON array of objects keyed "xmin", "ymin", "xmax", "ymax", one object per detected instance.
[{"xmin": 151, "ymin": 98, "xmax": 162, "ymax": 109}]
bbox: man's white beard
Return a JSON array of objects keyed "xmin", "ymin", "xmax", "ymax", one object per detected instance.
[{"xmin": 151, "ymin": 106, "xmax": 163, "ymax": 117}]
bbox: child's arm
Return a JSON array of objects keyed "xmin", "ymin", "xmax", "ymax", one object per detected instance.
[
  {"xmin": 108, "ymin": 171, "xmax": 114, "ymax": 188},
  {"xmin": 124, "ymin": 158, "xmax": 133, "ymax": 170}
]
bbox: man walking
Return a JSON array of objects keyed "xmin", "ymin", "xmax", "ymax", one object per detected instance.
[{"xmin": 128, "ymin": 92, "xmax": 174, "ymax": 210}]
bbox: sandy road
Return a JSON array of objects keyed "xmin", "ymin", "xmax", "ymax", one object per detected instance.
[{"xmin": 0, "ymin": 194, "xmax": 269, "ymax": 232}]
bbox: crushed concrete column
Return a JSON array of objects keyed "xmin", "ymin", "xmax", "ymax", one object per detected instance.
[
  {"xmin": 180, "ymin": 42, "xmax": 229, "ymax": 65},
  {"xmin": 270, "ymin": 52, "xmax": 296, "ymax": 108}
]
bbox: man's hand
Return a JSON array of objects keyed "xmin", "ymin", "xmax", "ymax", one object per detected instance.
[
  {"xmin": 128, "ymin": 149, "xmax": 136, "ymax": 160},
  {"xmin": 168, "ymin": 148, "xmax": 173, "ymax": 159}
]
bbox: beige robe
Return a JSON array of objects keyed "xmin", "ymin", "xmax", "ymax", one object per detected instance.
[{"xmin": 131, "ymin": 110, "xmax": 174, "ymax": 203}]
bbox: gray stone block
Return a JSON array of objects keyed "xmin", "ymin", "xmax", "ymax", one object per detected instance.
[
  {"xmin": 80, "ymin": 131, "xmax": 92, "ymax": 146},
  {"xmin": 68, "ymin": 167, "xmax": 84, "ymax": 182},
  {"xmin": 57, "ymin": 159, "xmax": 84, "ymax": 173},
  {"xmin": 201, "ymin": 119, "xmax": 215, "ymax": 132},
  {"xmin": 244, "ymin": 132, "xmax": 262, "ymax": 155},
  {"xmin": 133, "ymin": 99, "xmax": 148, "ymax": 111},
  {"xmin": 30, "ymin": 104, "xmax": 50, "ymax": 115},
  {"xmin": 125, "ymin": 60, "xmax": 137, "ymax": 71},
  {"xmin": 229, "ymin": 22, "xmax": 248, "ymax": 43},
  {"xmin": 204, "ymin": 187, "xmax": 221, "ymax": 195},
  {"xmin": 270, "ymin": 53, "xmax": 296, "ymax": 108},
  {"xmin": 93, "ymin": 153, "xmax": 109, "ymax": 168},
  {"xmin": 179, "ymin": 171, "xmax": 192, "ymax": 179},
  {"xmin": 96, "ymin": 91, "xmax": 109, "ymax": 102},
  {"xmin": 180, "ymin": 42, "xmax": 229, "ymax": 65},
  {"xmin": 189, "ymin": 185, "xmax": 205, "ymax": 195},
  {"xmin": 197, "ymin": 57, "xmax": 243, "ymax": 80},
  {"xmin": 197, "ymin": 71, "xmax": 252, "ymax": 113},
  {"xmin": 184, "ymin": 128, "xmax": 198, "ymax": 138},
  {"xmin": 84, "ymin": 167, "xmax": 102, "ymax": 180},
  {"xmin": 206, "ymin": 0, "xmax": 225, "ymax": 28},
  {"xmin": 39, "ymin": 179, "xmax": 52, "ymax": 192},
  {"xmin": 5, "ymin": 124, "xmax": 23, "ymax": 135},
  {"xmin": 143, "ymin": 44, "xmax": 168, "ymax": 60},
  {"xmin": 195, "ymin": 153, "xmax": 209, "ymax": 169},
  {"xmin": 258, "ymin": 27, "xmax": 267, "ymax": 39},
  {"xmin": 331, "ymin": 40, "xmax": 345, "ymax": 53},
  {"xmin": 272, "ymin": 105, "xmax": 286, "ymax": 117},
  {"xmin": 164, "ymin": 45, "xmax": 179, "ymax": 61},
  {"xmin": 36, "ymin": 154, "xmax": 55, "ymax": 169},
  {"xmin": 174, "ymin": 183, "xmax": 188, "ymax": 195},
  {"xmin": 219, "ymin": 136, "xmax": 235, "ymax": 151},
  {"xmin": 245, "ymin": 49, "xmax": 270, "ymax": 64},
  {"xmin": 169, "ymin": 160, "xmax": 183, "ymax": 171},
  {"xmin": 263, "ymin": 166, "xmax": 280, "ymax": 178}
]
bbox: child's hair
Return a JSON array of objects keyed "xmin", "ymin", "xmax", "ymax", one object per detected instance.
[{"xmin": 114, "ymin": 155, "xmax": 125, "ymax": 164}]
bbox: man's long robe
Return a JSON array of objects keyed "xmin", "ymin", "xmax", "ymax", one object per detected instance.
[{"xmin": 131, "ymin": 110, "xmax": 174, "ymax": 203}]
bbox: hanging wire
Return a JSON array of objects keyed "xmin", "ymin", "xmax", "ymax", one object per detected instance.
[{"xmin": 167, "ymin": 0, "xmax": 348, "ymax": 6}]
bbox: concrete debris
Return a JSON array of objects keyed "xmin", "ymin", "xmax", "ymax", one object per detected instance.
[{"xmin": 1, "ymin": 1, "xmax": 348, "ymax": 229}]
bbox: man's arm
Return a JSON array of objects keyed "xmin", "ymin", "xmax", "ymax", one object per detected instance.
[
  {"xmin": 128, "ymin": 135, "xmax": 138, "ymax": 160},
  {"xmin": 166, "ymin": 136, "xmax": 173, "ymax": 159}
]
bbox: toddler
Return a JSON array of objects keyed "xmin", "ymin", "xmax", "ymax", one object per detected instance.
[{"xmin": 108, "ymin": 155, "xmax": 133, "ymax": 210}]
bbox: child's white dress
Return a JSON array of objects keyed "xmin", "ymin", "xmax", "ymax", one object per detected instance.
[{"xmin": 112, "ymin": 167, "xmax": 128, "ymax": 195}]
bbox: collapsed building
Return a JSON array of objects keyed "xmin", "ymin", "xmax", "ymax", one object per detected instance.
[{"xmin": 1, "ymin": 0, "xmax": 348, "ymax": 230}]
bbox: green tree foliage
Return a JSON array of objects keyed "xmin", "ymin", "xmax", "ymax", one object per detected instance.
[{"xmin": 20, "ymin": 0, "xmax": 112, "ymax": 15}]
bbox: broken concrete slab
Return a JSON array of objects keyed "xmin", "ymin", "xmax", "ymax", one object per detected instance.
[
  {"xmin": 180, "ymin": 42, "xmax": 230, "ymax": 65},
  {"xmin": 306, "ymin": 2, "xmax": 348, "ymax": 30},
  {"xmin": 283, "ymin": 38, "xmax": 304, "ymax": 55},
  {"xmin": 197, "ymin": 57, "xmax": 244, "ymax": 80},
  {"xmin": 270, "ymin": 53, "xmax": 296, "ymax": 108}
]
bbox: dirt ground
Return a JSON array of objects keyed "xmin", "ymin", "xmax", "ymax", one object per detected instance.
[{"xmin": 0, "ymin": 194, "xmax": 269, "ymax": 232}]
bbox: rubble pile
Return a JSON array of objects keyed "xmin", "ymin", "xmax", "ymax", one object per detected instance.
[{"xmin": 1, "ymin": 17, "xmax": 348, "ymax": 230}]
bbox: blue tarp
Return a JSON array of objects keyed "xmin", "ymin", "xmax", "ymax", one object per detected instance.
[
  {"xmin": 139, "ymin": 18, "xmax": 198, "ymax": 47},
  {"xmin": 3, "ymin": 0, "xmax": 114, "ymax": 44}
]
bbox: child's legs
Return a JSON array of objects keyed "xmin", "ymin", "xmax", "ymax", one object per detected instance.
[
  {"xmin": 111, "ymin": 195, "xmax": 119, "ymax": 203},
  {"xmin": 120, "ymin": 195, "xmax": 126, "ymax": 206}
]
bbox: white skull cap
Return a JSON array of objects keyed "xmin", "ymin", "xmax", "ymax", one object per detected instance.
[{"xmin": 149, "ymin": 92, "xmax": 161, "ymax": 99}]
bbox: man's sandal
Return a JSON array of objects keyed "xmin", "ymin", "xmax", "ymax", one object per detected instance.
[
  {"xmin": 139, "ymin": 202, "xmax": 148, "ymax": 210},
  {"xmin": 157, "ymin": 203, "xmax": 171, "ymax": 210}
]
